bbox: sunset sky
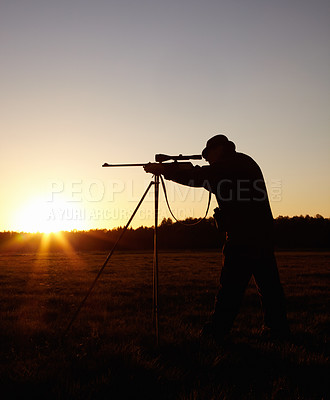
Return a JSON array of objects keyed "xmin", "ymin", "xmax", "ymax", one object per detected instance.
[{"xmin": 1, "ymin": 0, "xmax": 329, "ymax": 233}]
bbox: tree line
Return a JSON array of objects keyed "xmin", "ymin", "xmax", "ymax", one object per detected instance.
[{"xmin": 0, "ymin": 215, "xmax": 329, "ymax": 253}]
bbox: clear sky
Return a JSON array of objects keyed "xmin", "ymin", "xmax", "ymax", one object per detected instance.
[{"xmin": 1, "ymin": 0, "xmax": 329, "ymax": 232}]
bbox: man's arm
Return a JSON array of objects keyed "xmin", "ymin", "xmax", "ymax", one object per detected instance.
[{"xmin": 144, "ymin": 162, "xmax": 211, "ymax": 188}]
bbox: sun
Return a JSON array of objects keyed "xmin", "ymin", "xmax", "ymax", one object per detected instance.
[{"xmin": 15, "ymin": 196, "xmax": 86, "ymax": 233}]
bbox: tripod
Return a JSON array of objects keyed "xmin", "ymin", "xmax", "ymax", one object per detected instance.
[
  {"xmin": 64, "ymin": 154, "xmax": 209, "ymax": 345},
  {"xmin": 64, "ymin": 174, "xmax": 162, "ymax": 344}
]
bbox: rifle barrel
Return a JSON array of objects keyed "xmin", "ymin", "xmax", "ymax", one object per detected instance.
[{"xmin": 102, "ymin": 163, "xmax": 147, "ymax": 167}]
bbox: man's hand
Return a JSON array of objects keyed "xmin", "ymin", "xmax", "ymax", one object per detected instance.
[{"xmin": 143, "ymin": 162, "xmax": 165, "ymax": 175}]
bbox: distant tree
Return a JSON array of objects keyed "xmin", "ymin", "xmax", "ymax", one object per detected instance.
[{"xmin": 161, "ymin": 218, "xmax": 173, "ymax": 226}]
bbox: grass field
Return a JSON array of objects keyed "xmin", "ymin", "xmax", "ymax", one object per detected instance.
[{"xmin": 0, "ymin": 250, "xmax": 329, "ymax": 399}]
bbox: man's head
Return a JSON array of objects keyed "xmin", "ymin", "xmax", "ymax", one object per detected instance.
[{"xmin": 202, "ymin": 134, "xmax": 236, "ymax": 164}]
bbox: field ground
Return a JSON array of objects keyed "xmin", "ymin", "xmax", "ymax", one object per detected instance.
[{"xmin": 0, "ymin": 250, "xmax": 329, "ymax": 399}]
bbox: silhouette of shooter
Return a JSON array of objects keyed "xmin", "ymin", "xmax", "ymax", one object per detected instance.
[{"xmin": 144, "ymin": 134, "xmax": 290, "ymax": 342}]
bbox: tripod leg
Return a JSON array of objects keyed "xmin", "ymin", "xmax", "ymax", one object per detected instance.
[
  {"xmin": 153, "ymin": 174, "xmax": 160, "ymax": 345},
  {"xmin": 63, "ymin": 180, "xmax": 154, "ymax": 337}
]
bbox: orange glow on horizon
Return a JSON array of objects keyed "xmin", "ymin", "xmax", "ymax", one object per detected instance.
[{"xmin": 1, "ymin": 229, "xmax": 84, "ymax": 262}]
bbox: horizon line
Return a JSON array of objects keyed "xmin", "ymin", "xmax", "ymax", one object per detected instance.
[{"xmin": 0, "ymin": 213, "xmax": 328, "ymax": 234}]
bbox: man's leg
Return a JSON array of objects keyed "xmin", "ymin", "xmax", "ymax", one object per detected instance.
[
  {"xmin": 253, "ymin": 253, "xmax": 290, "ymax": 336},
  {"xmin": 210, "ymin": 250, "xmax": 252, "ymax": 338}
]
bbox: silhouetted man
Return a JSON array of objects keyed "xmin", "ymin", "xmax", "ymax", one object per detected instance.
[{"xmin": 144, "ymin": 134, "xmax": 290, "ymax": 342}]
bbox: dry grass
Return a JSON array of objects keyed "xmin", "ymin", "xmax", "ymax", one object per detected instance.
[{"xmin": 0, "ymin": 250, "xmax": 329, "ymax": 399}]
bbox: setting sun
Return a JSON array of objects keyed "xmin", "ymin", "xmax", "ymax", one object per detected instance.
[{"xmin": 14, "ymin": 197, "xmax": 86, "ymax": 233}]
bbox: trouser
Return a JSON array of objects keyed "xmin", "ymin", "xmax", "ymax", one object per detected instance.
[{"xmin": 211, "ymin": 243, "xmax": 289, "ymax": 336}]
